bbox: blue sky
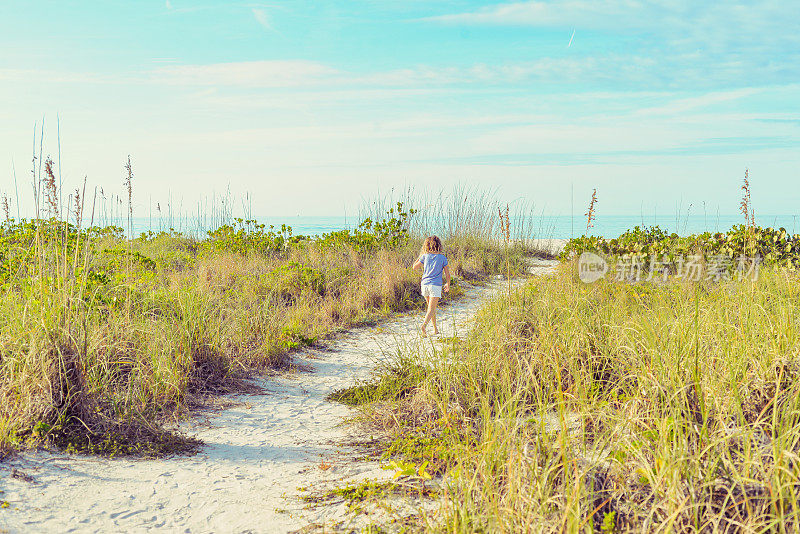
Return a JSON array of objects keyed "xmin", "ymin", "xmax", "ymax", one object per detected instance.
[{"xmin": 1, "ymin": 1, "xmax": 798, "ymax": 219}]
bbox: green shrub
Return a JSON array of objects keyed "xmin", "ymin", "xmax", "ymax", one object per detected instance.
[
  {"xmin": 316, "ymin": 202, "xmax": 416, "ymax": 252},
  {"xmin": 562, "ymin": 224, "xmax": 800, "ymax": 269},
  {"xmin": 204, "ymin": 218, "xmax": 307, "ymax": 255}
]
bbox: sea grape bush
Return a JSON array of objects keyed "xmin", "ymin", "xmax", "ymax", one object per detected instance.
[
  {"xmin": 138, "ymin": 228, "xmax": 187, "ymax": 241},
  {"xmin": 316, "ymin": 202, "xmax": 417, "ymax": 252},
  {"xmin": 562, "ymin": 224, "xmax": 800, "ymax": 269},
  {"xmin": 204, "ymin": 218, "xmax": 306, "ymax": 255},
  {"xmin": 100, "ymin": 248, "xmax": 157, "ymax": 272}
]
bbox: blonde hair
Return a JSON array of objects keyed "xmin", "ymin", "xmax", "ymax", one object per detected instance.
[{"xmin": 420, "ymin": 235, "xmax": 443, "ymax": 255}]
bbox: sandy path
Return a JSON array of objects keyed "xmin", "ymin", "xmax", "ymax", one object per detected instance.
[{"xmin": 1, "ymin": 259, "xmax": 557, "ymax": 534}]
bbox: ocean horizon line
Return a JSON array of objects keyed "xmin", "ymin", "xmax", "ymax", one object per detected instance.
[{"xmin": 79, "ymin": 213, "xmax": 800, "ymax": 240}]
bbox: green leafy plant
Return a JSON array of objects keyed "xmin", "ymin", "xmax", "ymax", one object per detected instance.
[
  {"xmin": 382, "ymin": 459, "xmax": 432, "ymax": 483},
  {"xmin": 601, "ymin": 511, "xmax": 617, "ymax": 533},
  {"xmin": 562, "ymin": 224, "xmax": 800, "ymax": 270},
  {"xmin": 316, "ymin": 202, "xmax": 417, "ymax": 252},
  {"xmin": 204, "ymin": 218, "xmax": 306, "ymax": 255}
]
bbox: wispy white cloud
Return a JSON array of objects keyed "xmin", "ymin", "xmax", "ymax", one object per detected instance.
[
  {"xmin": 147, "ymin": 51, "xmax": 795, "ymax": 94},
  {"xmin": 426, "ymin": 0, "xmax": 638, "ymax": 29},
  {"xmin": 422, "ymin": 0, "xmax": 800, "ymax": 90},
  {"xmin": 5, "ymin": 50, "xmax": 793, "ymax": 98},
  {"xmin": 634, "ymin": 88, "xmax": 762, "ymax": 117},
  {"xmin": 425, "ymin": 1, "xmax": 800, "ymax": 58},
  {"xmin": 252, "ymin": 8, "xmax": 273, "ymax": 31},
  {"xmin": 152, "ymin": 60, "xmax": 339, "ymax": 88},
  {"xmin": 165, "ymin": 0, "xmax": 173, "ymax": 10},
  {"xmin": 146, "ymin": 101, "xmax": 800, "ymax": 172},
  {"xmin": 0, "ymin": 68, "xmax": 119, "ymax": 85},
  {"xmin": 149, "ymin": 55, "xmax": 671, "ymax": 90},
  {"xmin": 148, "ymin": 58, "xmax": 621, "ymax": 91}
]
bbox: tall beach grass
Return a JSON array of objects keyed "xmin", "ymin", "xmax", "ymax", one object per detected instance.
[{"xmin": 347, "ymin": 261, "xmax": 800, "ymax": 532}]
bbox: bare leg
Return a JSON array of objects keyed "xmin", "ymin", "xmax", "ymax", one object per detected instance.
[
  {"xmin": 422, "ymin": 296, "xmax": 440, "ymax": 335},
  {"xmin": 421, "ymin": 295, "xmax": 431, "ymax": 336}
]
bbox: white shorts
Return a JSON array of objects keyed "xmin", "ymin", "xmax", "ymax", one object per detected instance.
[{"xmin": 421, "ymin": 284, "xmax": 442, "ymax": 298}]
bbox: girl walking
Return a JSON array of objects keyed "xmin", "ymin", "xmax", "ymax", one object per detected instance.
[{"xmin": 413, "ymin": 236, "xmax": 451, "ymax": 337}]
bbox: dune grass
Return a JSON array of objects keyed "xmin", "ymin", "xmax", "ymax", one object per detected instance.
[
  {"xmin": 0, "ymin": 191, "xmax": 542, "ymax": 457},
  {"xmin": 345, "ymin": 262, "xmax": 800, "ymax": 531}
]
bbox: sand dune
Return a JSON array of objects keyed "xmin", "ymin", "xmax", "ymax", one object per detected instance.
[{"xmin": 1, "ymin": 259, "xmax": 557, "ymax": 533}]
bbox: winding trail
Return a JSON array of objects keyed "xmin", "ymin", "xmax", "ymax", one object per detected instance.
[{"xmin": 1, "ymin": 259, "xmax": 557, "ymax": 533}]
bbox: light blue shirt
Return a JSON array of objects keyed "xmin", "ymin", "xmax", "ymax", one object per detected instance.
[{"xmin": 419, "ymin": 253, "xmax": 448, "ymax": 286}]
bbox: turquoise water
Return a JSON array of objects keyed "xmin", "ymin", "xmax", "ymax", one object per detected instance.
[{"xmin": 123, "ymin": 214, "xmax": 800, "ymax": 240}]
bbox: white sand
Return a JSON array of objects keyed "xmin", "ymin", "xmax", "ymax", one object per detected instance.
[
  {"xmin": 527, "ymin": 238, "xmax": 568, "ymax": 257},
  {"xmin": 1, "ymin": 259, "xmax": 557, "ymax": 534}
]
